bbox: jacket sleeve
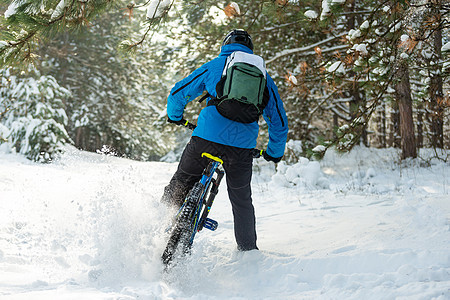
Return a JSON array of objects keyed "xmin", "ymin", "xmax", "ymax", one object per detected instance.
[
  {"xmin": 167, "ymin": 64, "xmax": 209, "ymax": 121},
  {"xmin": 262, "ymin": 75, "xmax": 289, "ymax": 158}
]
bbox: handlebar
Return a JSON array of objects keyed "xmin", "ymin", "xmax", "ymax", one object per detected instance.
[
  {"xmin": 252, "ymin": 148, "xmax": 263, "ymax": 158},
  {"xmin": 169, "ymin": 118, "xmax": 263, "ymax": 159},
  {"xmin": 176, "ymin": 119, "xmax": 196, "ymax": 130},
  {"xmin": 181, "ymin": 119, "xmax": 197, "ymax": 130}
]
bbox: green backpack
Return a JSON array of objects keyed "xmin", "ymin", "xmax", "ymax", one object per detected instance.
[{"xmin": 208, "ymin": 51, "xmax": 269, "ymax": 123}]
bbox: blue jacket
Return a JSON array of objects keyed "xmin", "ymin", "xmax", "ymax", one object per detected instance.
[{"xmin": 167, "ymin": 43, "xmax": 288, "ymax": 158}]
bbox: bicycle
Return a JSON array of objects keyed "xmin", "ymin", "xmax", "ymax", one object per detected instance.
[{"xmin": 161, "ymin": 120, "xmax": 262, "ymax": 266}]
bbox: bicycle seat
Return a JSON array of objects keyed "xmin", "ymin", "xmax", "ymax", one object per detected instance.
[{"xmin": 201, "ymin": 152, "xmax": 223, "ymax": 164}]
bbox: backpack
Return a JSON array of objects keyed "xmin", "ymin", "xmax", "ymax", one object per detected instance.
[{"xmin": 207, "ymin": 51, "xmax": 269, "ymax": 123}]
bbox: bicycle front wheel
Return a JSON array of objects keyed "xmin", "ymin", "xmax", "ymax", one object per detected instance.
[{"xmin": 161, "ymin": 182, "xmax": 203, "ymax": 265}]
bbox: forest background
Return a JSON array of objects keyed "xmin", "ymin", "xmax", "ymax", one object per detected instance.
[{"xmin": 0, "ymin": 0, "xmax": 448, "ymax": 163}]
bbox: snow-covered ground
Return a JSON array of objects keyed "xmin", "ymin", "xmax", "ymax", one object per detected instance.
[{"xmin": 0, "ymin": 145, "xmax": 449, "ymax": 299}]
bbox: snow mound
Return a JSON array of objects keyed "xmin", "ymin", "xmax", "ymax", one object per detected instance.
[{"xmin": 270, "ymin": 158, "xmax": 330, "ymax": 189}]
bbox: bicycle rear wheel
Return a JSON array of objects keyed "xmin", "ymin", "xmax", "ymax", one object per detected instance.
[{"xmin": 162, "ymin": 182, "xmax": 203, "ymax": 265}]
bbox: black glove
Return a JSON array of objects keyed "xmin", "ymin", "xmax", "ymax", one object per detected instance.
[
  {"xmin": 167, "ymin": 117, "xmax": 187, "ymax": 126},
  {"xmin": 167, "ymin": 117, "xmax": 196, "ymax": 130},
  {"xmin": 263, "ymin": 151, "xmax": 282, "ymax": 163}
]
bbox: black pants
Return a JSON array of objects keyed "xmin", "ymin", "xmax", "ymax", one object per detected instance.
[{"xmin": 162, "ymin": 136, "xmax": 257, "ymax": 251}]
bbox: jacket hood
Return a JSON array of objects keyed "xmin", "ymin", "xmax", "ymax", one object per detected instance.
[{"xmin": 219, "ymin": 43, "xmax": 253, "ymax": 57}]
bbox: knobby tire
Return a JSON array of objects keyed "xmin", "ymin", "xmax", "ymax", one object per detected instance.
[{"xmin": 162, "ymin": 182, "xmax": 203, "ymax": 265}]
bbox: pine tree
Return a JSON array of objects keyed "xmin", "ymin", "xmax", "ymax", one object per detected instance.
[
  {"xmin": 0, "ymin": 0, "xmax": 117, "ymax": 67},
  {"xmin": 38, "ymin": 7, "xmax": 176, "ymax": 160},
  {"xmin": 312, "ymin": 0, "xmax": 448, "ymax": 157},
  {"xmin": 1, "ymin": 0, "xmax": 448, "ymax": 161},
  {"xmin": 0, "ymin": 67, "xmax": 71, "ymax": 162}
]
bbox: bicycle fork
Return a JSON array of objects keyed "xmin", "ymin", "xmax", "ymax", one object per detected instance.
[{"xmin": 198, "ymin": 168, "xmax": 224, "ymax": 232}]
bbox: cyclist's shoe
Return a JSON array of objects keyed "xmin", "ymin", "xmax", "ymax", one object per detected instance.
[{"xmin": 204, "ymin": 218, "xmax": 218, "ymax": 231}]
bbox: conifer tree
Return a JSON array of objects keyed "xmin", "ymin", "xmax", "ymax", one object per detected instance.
[
  {"xmin": 0, "ymin": 67, "xmax": 71, "ymax": 161},
  {"xmin": 1, "ymin": 0, "xmax": 448, "ymax": 161},
  {"xmin": 38, "ymin": 6, "xmax": 176, "ymax": 160},
  {"xmin": 0, "ymin": 0, "xmax": 119, "ymax": 67}
]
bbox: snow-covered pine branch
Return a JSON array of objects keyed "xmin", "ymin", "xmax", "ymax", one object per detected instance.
[{"xmin": 266, "ymin": 35, "xmax": 348, "ymax": 64}]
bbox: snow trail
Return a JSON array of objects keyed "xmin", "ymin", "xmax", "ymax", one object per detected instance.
[{"xmin": 0, "ymin": 146, "xmax": 449, "ymax": 299}]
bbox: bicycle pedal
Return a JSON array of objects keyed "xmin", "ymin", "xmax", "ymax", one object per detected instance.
[{"xmin": 204, "ymin": 218, "xmax": 218, "ymax": 231}]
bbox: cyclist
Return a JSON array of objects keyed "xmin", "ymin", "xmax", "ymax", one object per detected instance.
[{"xmin": 162, "ymin": 29, "xmax": 288, "ymax": 251}]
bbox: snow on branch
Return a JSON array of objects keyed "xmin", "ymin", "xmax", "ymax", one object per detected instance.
[
  {"xmin": 330, "ymin": 105, "xmax": 352, "ymax": 121},
  {"xmin": 147, "ymin": 0, "xmax": 171, "ymax": 19},
  {"xmin": 266, "ymin": 34, "xmax": 348, "ymax": 65}
]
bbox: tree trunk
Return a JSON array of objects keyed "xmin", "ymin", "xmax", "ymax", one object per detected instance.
[
  {"xmin": 428, "ymin": 13, "xmax": 444, "ymax": 148},
  {"xmin": 394, "ymin": 60, "xmax": 417, "ymax": 159},
  {"xmin": 346, "ymin": 0, "xmax": 367, "ymax": 147},
  {"xmin": 388, "ymin": 104, "xmax": 401, "ymax": 148},
  {"xmin": 417, "ymin": 102, "xmax": 424, "ymax": 148},
  {"xmin": 376, "ymin": 102, "xmax": 387, "ymax": 148},
  {"xmin": 333, "ymin": 113, "xmax": 338, "ymax": 139}
]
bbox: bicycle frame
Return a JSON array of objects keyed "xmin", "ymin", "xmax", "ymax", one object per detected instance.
[{"xmin": 176, "ymin": 153, "xmax": 224, "ymax": 246}]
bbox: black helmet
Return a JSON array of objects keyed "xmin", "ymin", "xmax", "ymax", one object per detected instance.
[{"xmin": 222, "ymin": 29, "xmax": 253, "ymax": 50}]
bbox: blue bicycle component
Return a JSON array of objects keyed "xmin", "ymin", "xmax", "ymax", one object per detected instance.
[
  {"xmin": 161, "ymin": 152, "xmax": 225, "ymax": 265},
  {"xmin": 204, "ymin": 218, "xmax": 218, "ymax": 231}
]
